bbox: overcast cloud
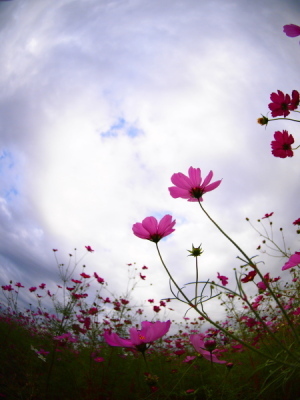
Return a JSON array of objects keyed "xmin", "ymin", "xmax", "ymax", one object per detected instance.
[{"xmin": 0, "ymin": 0, "xmax": 299, "ymax": 322}]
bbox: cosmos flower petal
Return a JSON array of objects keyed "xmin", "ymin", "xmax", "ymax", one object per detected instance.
[
  {"xmin": 133, "ymin": 215, "xmax": 176, "ymax": 242},
  {"xmin": 169, "ymin": 166, "xmax": 221, "ymax": 202}
]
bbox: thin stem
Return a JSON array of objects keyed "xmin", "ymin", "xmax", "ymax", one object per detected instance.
[
  {"xmin": 198, "ymin": 201, "xmax": 300, "ymax": 345},
  {"xmin": 155, "ymin": 243, "xmax": 298, "ymax": 367},
  {"xmin": 155, "ymin": 244, "xmax": 191, "ymax": 305},
  {"xmin": 268, "ymin": 117, "xmax": 300, "ymax": 123},
  {"xmin": 195, "ymin": 257, "xmax": 199, "ymax": 307}
]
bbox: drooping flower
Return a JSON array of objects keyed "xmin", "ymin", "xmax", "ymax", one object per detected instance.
[
  {"xmin": 190, "ymin": 334, "xmax": 227, "ymax": 364},
  {"xmin": 169, "ymin": 167, "xmax": 221, "ymax": 202},
  {"xmin": 217, "ymin": 272, "xmax": 228, "ymax": 286},
  {"xmin": 271, "ymin": 130, "xmax": 294, "ymax": 158},
  {"xmin": 268, "ymin": 90, "xmax": 293, "ymax": 118},
  {"xmin": 104, "ymin": 320, "xmax": 171, "ymax": 353},
  {"xmin": 282, "ymin": 252, "xmax": 300, "ymax": 271},
  {"xmin": 132, "ymin": 215, "xmax": 176, "ymax": 243},
  {"xmin": 283, "ymin": 24, "xmax": 300, "ymax": 38}
]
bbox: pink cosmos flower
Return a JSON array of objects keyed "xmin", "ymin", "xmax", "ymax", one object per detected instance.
[
  {"xmin": 271, "ymin": 130, "xmax": 294, "ymax": 158},
  {"xmin": 94, "ymin": 357, "xmax": 105, "ymax": 362},
  {"xmin": 169, "ymin": 167, "xmax": 221, "ymax": 202},
  {"xmin": 190, "ymin": 334, "xmax": 227, "ymax": 364},
  {"xmin": 262, "ymin": 212, "xmax": 273, "ymax": 219},
  {"xmin": 80, "ymin": 272, "xmax": 91, "ymax": 279},
  {"xmin": 268, "ymin": 90, "xmax": 293, "ymax": 118},
  {"xmin": 290, "ymin": 90, "xmax": 300, "ymax": 110},
  {"xmin": 104, "ymin": 320, "xmax": 171, "ymax": 353},
  {"xmin": 85, "ymin": 246, "xmax": 94, "ymax": 252},
  {"xmin": 293, "ymin": 218, "xmax": 300, "ymax": 225},
  {"xmin": 132, "ymin": 215, "xmax": 176, "ymax": 243},
  {"xmin": 282, "ymin": 252, "xmax": 300, "ymax": 271},
  {"xmin": 241, "ymin": 270, "xmax": 257, "ymax": 283},
  {"xmin": 283, "ymin": 24, "xmax": 300, "ymax": 38},
  {"xmin": 217, "ymin": 272, "xmax": 228, "ymax": 286}
]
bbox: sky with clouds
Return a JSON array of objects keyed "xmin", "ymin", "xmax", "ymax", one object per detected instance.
[{"xmin": 0, "ymin": 0, "xmax": 300, "ymax": 323}]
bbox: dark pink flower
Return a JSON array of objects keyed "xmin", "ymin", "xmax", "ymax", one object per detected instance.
[
  {"xmin": 94, "ymin": 272, "xmax": 105, "ymax": 284},
  {"xmin": 169, "ymin": 166, "xmax": 221, "ymax": 202},
  {"xmin": 39, "ymin": 283, "xmax": 46, "ymax": 289},
  {"xmin": 132, "ymin": 215, "xmax": 176, "ymax": 243},
  {"xmin": 282, "ymin": 252, "xmax": 300, "ymax": 270},
  {"xmin": 80, "ymin": 272, "xmax": 91, "ymax": 279},
  {"xmin": 190, "ymin": 335, "xmax": 226, "ymax": 364},
  {"xmin": 217, "ymin": 272, "xmax": 228, "ymax": 286},
  {"xmin": 153, "ymin": 306, "xmax": 161, "ymax": 313},
  {"xmin": 1, "ymin": 285, "xmax": 13, "ymax": 291},
  {"xmin": 268, "ymin": 90, "xmax": 292, "ymax": 118},
  {"xmin": 139, "ymin": 273, "xmax": 146, "ymax": 280},
  {"xmin": 15, "ymin": 282, "xmax": 24, "ymax": 288},
  {"xmin": 257, "ymin": 281, "xmax": 267, "ymax": 291},
  {"xmin": 283, "ymin": 24, "xmax": 300, "ymax": 37},
  {"xmin": 271, "ymin": 130, "xmax": 294, "ymax": 158},
  {"xmin": 85, "ymin": 246, "xmax": 94, "ymax": 252},
  {"xmin": 29, "ymin": 287, "xmax": 37, "ymax": 292},
  {"xmin": 241, "ymin": 270, "xmax": 257, "ymax": 283},
  {"xmin": 262, "ymin": 212, "xmax": 273, "ymax": 219},
  {"xmin": 104, "ymin": 320, "xmax": 171, "ymax": 353},
  {"xmin": 293, "ymin": 218, "xmax": 300, "ymax": 225},
  {"xmin": 94, "ymin": 357, "xmax": 105, "ymax": 362},
  {"xmin": 71, "ymin": 279, "xmax": 82, "ymax": 284},
  {"xmin": 290, "ymin": 90, "xmax": 300, "ymax": 110}
]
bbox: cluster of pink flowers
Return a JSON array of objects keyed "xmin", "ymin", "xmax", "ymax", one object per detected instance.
[
  {"xmin": 256, "ymin": 26, "xmax": 300, "ymax": 159},
  {"xmin": 104, "ymin": 320, "xmax": 228, "ymax": 364}
]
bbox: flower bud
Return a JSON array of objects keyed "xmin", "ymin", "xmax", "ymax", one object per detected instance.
[
  {"xmin": 257, "ymin": 115, "xmax": 269, "ymax": 126},
  {"xmin": 187, "ymin": 244, "xmax": 203, "ymax": 257}
]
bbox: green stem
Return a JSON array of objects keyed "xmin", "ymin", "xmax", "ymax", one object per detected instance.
[
  {"xmin": 195, "ymin": 257, "xmax": 199, "ymax": 307},
  {"xmin": 268, "ymin": 117, "xmax": 300, "ymax": 123},
  {"xmin": 155, "ymin": 242, "xmax": 298, "ymax": 367},
  {"xmin": 198, "ymin": 201, "xmax": 300, "ymax": 346}
]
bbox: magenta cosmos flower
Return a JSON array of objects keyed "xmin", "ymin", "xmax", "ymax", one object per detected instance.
[
  {"xmin": 271, "ymin": 130, "xmax": 294, "ymax": 158},
  {"xmin": 104, "ymin": 320, "xmax": 171, "ymax": 353},
  {"xmin": 169, "ymin": 167, "xmax": 221, "ymax": 202},
  {"xmin": 132, "ymin": 215, "xmax": 176, "ymax": 243},
  {"xmin": 217, "ymin": 272, "xmax": 228, "ymax": 286},
  {"xmin": 268, "ymin": 90, "xmax": 293, "ymax": 118},
  {"xmin": 282, "ymin": 252, "xmax": 300, "ymax": 271},
  {"xmin": 283, "ymin": 24, "xmax": 300, "ymax": 38},
  {"xmin": 190, "ymin": 334, "xmax": 226, "ymax": 364}
]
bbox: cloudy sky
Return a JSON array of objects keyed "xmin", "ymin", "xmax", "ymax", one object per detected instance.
[{"xmin": 0, "ymin": 0, "xmax": 299, "ymax": 323}]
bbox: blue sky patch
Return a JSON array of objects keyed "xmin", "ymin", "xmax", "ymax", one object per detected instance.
[{"xmin": 100, "ymin": 118, "xmax": 143, "ymax": 138}]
